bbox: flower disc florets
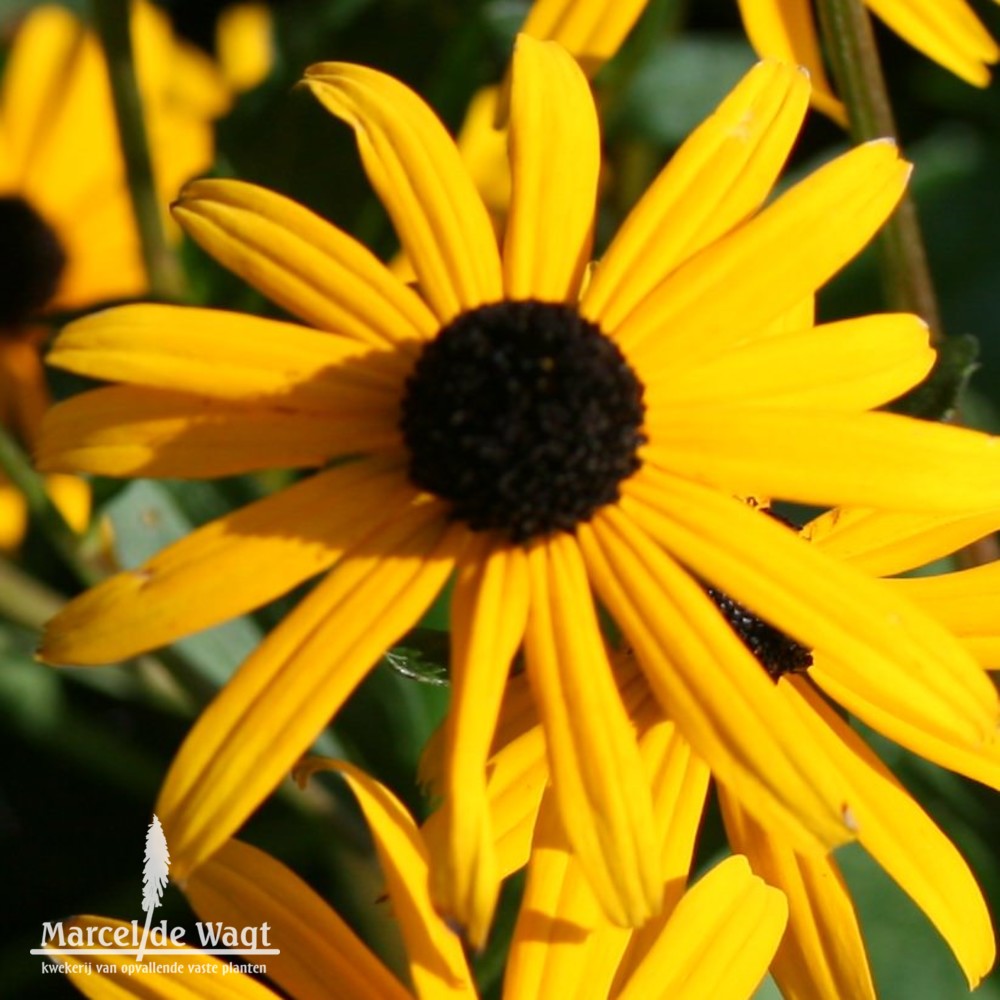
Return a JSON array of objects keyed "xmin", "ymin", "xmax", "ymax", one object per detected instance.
[
  {"xmin": 401, "ymin": 299, "xmax": 646, "ymax": 542},
  {"xmin": 0, "ymin": 196, "xmax": 66, "ymax": 328}
]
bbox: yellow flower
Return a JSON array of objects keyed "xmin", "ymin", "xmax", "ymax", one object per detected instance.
[
  {"xmin": 424, "ymin": 504, "xmax": 1000, "ymax": 993},
  {"xmin": 215, "ymin": 3, "xmax": 274, "ymax": 94},
  {"xmin": 36, "ymin": 45, "xmax": 1000, "ymax": 945},
  {"xmin": 47, "ymin": 762, "xmax": 788, "ymax": 1000},
  {"xmin": 0, "ymin": 2, "xmax": 226, "ymax": 546},
  {"xmin": 737, "ymin": 0, "xmax": 1000, "ymax": 122}
]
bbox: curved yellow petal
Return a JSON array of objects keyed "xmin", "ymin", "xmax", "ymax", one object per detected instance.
[
  {"xmin": 645, "ymin": 408, "xmax": 1000, "ymax": 513},
  {"xmin": 802, "ymin": 506, "xmax": 1000, "ymax": 577},
  {"xmin": 583, "ymin": 60, "xmax": 810, "ymax": 332},
  {"xmin": 889, "ymin": 563, "xmax": 1000, "ymax": 668},
  {"xmin": 644, "ymin": 314, "xmax": 933, "ymax": 412},
  {"xmin": 789, "ymin": 679, "xmax": 996, "ymax": 987},
  {"xmin": 431, "ymin": 534, "xmax": 530, "ymax": 947},
  {"xmin": 40, "ymin": 460, "xmax": 410, "ymax": 665},
  {"xmin": 524, "ymin": 534, "xmax": 661, "ymax": 926},
  {"xmin": 735, "ymin": 0, "xmax": 845, "ymax": 122},
  {"xmin": 580, "ymin": 508, "xmax": 855, "ymax": 856},
  {"xmin": 615, "ymin": 855, "xmax": 787, "ymax": 1000},
  {"xmin": 156, "ymin": 503, "xmax": 463, "ymax": 877},
  {"xmin": 44, "ymin": 916, "xmax": 275, "ymax": 998},
  {"xmin": 521, "ymin": 0, "xmax": 650, "ymax": 76},
  {"xmin": 867, "ymin": 0, "xmax": 999, "ymax": 86},
  {"xmin": 36, "ymin": 386, "xmax": 400, "ymax": 478},
  {"xmin": 45, "ymin": 473, "xmax": 90, "ymax": 535},
  {"xmin": 720, "ymin": 789, "xmax": 876, "ymax": 1000},
  {"xmin": 503, "ymin": 789, "xmax": 629, "ymax": 1000},
  {"xmin": 622, "ymin": 470, "xmax": 999, "ymax": 749},
  {"xmin": 614, "ymin": 140, "xmax": 909, "ymax": 363},
  {"xmin": 48, "ymin": 304, "xmax": 411, "ymax": 408},
  {"xmin": 0, "ymin": 331, "xmax": 51, "ymax": 448},
  {"xmin": 324, "ymin": 761, "xmax": 477, "ymax": 1000},
  {"xmin": 303, "ymin": 62, "xmax": 502, "ymax": 323},
  {"xmin": 186, "ymin": 839, "xmax": 410, "ymax": 1000},
  {"xmin": 503, "ymin": 35, "xmax": 599, "ymax": 302},
  {"xmin": 173, "ymin": 179, "xmax": 436, "ymax": 347}
]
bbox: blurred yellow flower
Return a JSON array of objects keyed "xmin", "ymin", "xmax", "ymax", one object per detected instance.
[{"xmin": 0, "ymin": 1, "xmax": 226, "ymax": 547}]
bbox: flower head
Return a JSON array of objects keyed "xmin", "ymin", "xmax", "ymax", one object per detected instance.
[{"xmin": 38, "ymin": 42, "xmax": 1000, "ymax": 946}]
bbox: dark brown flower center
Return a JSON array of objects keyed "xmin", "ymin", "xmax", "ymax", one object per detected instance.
[
  {"xmin": 0, "ymin": 196, "xmax": 66, "ymax": 329},
  {"xmin": 400, "ymin": 300, "xmax": 646, "ymax": 542}
]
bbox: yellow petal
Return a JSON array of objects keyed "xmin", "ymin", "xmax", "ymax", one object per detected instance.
[
  {"xmin": 37, "ymin": 386, "xmax": 400, "ymax": 478},
  {"xmin": 615, "ymin": 855, "xmax": 787, "ymax": 1000},
  {"xmin": 521, "ymin": 0, "xmax": 650, "ymax": 76},
  {"xmin": 720, "ymin": 789, "xmax": 876, "ymax": 1000},
  {"xmin": 868, "ymin": 0, "xmax": 999, "ymax": 86},
  {"xmin": 503, "ymin": 35, "xmax": 599, "ymax": 301},
  {"xmin": 802, "ymin": 505, "xmax": 1000, "ymax": 577},
  {"xmin": 48, "ymin": 303, "xmax": 411, "ymax": 409},
  {"xmin": 524, "ymin": 534, "xmax": 661, "ymax": 926},
  {"xmin": 583, "ymin": 60, "xmax": 810, "ymax": 331},
  {"xmin": 186, "ymin": 839, "xmax": 410, "ymax": 1000},
  {"xmin": 43, "ymin": 916, "xmax": 274, "ymax": 998},
  {"xmin": 622, "ymin": 470, "xmax": 999, "ymax": 749},
  {"xmin": 644, "ymin": 408, "xmax": 1000, "ymax": 513},
  {"xmin": 606, "ymin": 720, "xmax": 712, "ymax": 987},
  {"xmin": 320, "ymin": 761, "xmax": 477, "ymax": 1000},
  {"xmin": 579, "ymin": 507, "xmax": 854, "ymax": 855},
  {"xmin": 889, "ymin": 562, "xmax": 1000, "ymax": 667},
  {"xmin": 614, "ymin": 140, "xmax": 909, "ymax": 363},
  {"xmin": 157, "ymin": 503, "xmax": 463, "ymax": 877},
  {"xmin": 644, "ymin": 314, "xmax": 933, "ymax": 411},
  {"xmin": 40, "ymin": 460, "xmax": 410, "ymax": 665},
  {"xmin": 303, "ymin": 62, "xmax": 502, "ymax": 322},
  {"xmin": 432, "ymin": 534, "xmax": 530, "ymax": 947},
  {"xmin": 504, "ymin": 789, "xmax": 629, "ymax": 1000},
  {"xmin": 173, "ymin": 179, "xmax": 436, "ymax": 347},
  {"xmin": 735, "ymin": 0, "xmax": 846, "ymax": 122},
  {"xmin": 788, "ymin": 678, "xmax": 996, "ymax": 987}
]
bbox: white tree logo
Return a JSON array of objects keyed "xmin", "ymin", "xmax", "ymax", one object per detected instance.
[{"xmin": 136, "ymin": 814, "xmax": 170, "ymax": 961}]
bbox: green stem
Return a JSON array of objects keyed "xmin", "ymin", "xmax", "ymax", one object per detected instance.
[
  {"xmin": 0, "ymin": 556, "xmax": 63, "ymax": 630},
  {"xmin": 90, "ymin": 0, "xmax": 185, "ymax": 301},
  {"xmin": 0, "ymin": 424, "xmax": 100, "ymax": 587},
  {"xmin": 815, "ymin": 0, "xmax": 942, "ymax": 340}
]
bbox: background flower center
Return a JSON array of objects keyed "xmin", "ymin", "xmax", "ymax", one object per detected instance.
[{"xmin": 0, "ymin": 196, "xmax": 67, "ymax": 330}]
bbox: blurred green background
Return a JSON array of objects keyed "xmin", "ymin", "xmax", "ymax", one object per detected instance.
[{"xmin": 3, "ymin": 0, "xmax": 1000, "ymax": 996}]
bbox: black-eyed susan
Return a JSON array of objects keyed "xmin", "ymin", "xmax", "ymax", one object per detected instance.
[
  {"xmin": 37, "ymin": 44, "xmax": 1000, "ymax": 945},
  {"xmin": 427, "ymin": 503, "xmax": 1000, "ymax": 992},
  {"xmin": 738, "ymin": 0, "xmax": 1000, "ymax": 121},
  {"xmin": 47, "ymin": 761, "xmax": 788, "ymax": 1000},
  {"xmin": 0, "ymin": 2, "xmax": 225, "ymax": 546}
]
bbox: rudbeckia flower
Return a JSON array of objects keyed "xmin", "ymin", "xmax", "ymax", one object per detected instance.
[
  {"xmin": 423, "ymin": 503, "xmax": 1000, "ymax": 992},
  {"xmin": 37, "ymin": 45, "xmax": 1000, "ymax": 945},
  {"xmin": 0, "ymin": 2, "xmax": 226, "ymax": 546},
  {"xmin": 737, "ymin": 0, "xmax": 1000, "ymax": 122},
  {"xmin": 48, "ymin": 762, "xmax": 789, "ymax": 1000}
]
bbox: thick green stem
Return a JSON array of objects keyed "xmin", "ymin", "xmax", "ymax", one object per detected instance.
[
  {"xmin": 0, "ymin": 557, "xmax": 63, "ymax": 630},
  {"xmin": 815, "ymin": 0, "xmax": 942, "ymax": 340},
  {"xmin": 91, "ymin": 0, "xmax": 185, "ymax": 301}
]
